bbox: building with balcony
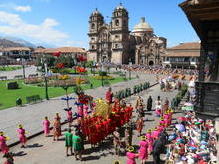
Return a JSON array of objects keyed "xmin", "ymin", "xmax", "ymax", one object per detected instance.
[{"xmin": 162, "ymin": 42, "xmax": 200, "ymax": 69}]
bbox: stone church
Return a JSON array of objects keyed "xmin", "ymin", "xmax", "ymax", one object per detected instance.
[{"xmin": 88, "ymin": 4, "xmax": 167, "ymax": 65}]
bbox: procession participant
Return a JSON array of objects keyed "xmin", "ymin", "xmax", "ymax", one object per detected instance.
[
  {"xmin": 72, "ymin": 130, "xmax": 83, "ymax": 161},
  {"xmin": 113, "ymin": 127, "xmax": 121, "ymax": 156},
  {"xmin": 17, "ymin": 124, "xmax": 27, "ymax": 148},
  {"xmin": 64, "ymin": 128, "xmax": 73, "ymax": 156},
  {"xmin": 0, "ymin": 131, "xmax": 9, "ymax": 155},
  {"xmin": 146, "ymin": 129, "xmax": 153, "ymax": 154},
  {"xmin": 126, "ymin": 146, "xmax": 138, "ymax": 164},
  {"xmin": 3, "ymin": 152, "xmax": 14, "ymax": 164},
  {"xmin": 42, "ymin": 116, "xmax": 50, "ymax": 137},
  {"xmin": 138, "ymin": 136, "xmax": 149, "ymax": 164},
  {"xmin": 106, "ymin": 87, "xmax": 113, "ymax": 104},
  {"xmin": 67, "ymin": 108, "xmax": 73, "ymax": 127},
  {"xmin": 136, "ymin": 117, "xmax": 144, "ymax": 137},
  {"xmin": 147, "ymin": 96, "xmax": 153, "ymax": 111},
  {"xmin": 53, "ymin": 113, "xmax": 61, "ymax": 141},
  {"xmin": 135, "ymin": 96, "xmax": 143, "ymax": 110}
]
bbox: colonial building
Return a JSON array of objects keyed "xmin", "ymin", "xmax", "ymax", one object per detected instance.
[
  {"xmin": 180, "ymin": 0, "xmax": 219, "ymax": 118},
  {"xmin": 88, "ymin": 4, "xmax": 166, "ymax": 65},
  {"xmin": 162, "ymin": 42, "xmax": 200, "ymax": 69}
]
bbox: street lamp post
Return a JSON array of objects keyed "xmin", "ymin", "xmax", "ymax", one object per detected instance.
[
  {"xmin": 101, "ymin": 64, "xmax": 104, "ymax": 87},
  {"xmin": 129, "ymin": 59, "xmax": 132, "ymax": 80},
  {"xmin": 42, "ymin": 56, "xmax": 49, "ymax": 100},
  {"xmin": 21, "ymin": 58, "xmax": 26, "ymax": 79}
]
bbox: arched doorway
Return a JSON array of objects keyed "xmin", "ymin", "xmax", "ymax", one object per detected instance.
[{"xmin": 149, "ymin": 60, "xmax": 154, "ymax": 66}]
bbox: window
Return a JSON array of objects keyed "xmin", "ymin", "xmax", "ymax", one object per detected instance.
[
  {"xmin": 91, "ymin": 45, "xmax": 95, "ymax": 49},
  {"xmin": 91, "ymin": 23, "xmax": 95, "ymax": 29},
  {"xmin": 115, "ymin": 19, "xmax": 119, "ymax": 26},
  {"xmin": 115, "ymin": 44, "xmax": 118, "ymax": 48},
  {"xmin": 115, "ymin": 35, "xmax": 119, "ymax": 39}
]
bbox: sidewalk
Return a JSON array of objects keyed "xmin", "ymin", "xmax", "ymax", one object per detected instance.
[{"xmin": 0, "ymin": 73, "xmax": 156, "ymax": 145}]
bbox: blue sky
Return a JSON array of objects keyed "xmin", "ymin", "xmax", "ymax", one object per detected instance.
[{"xmin": 0, "ymin": 0, "xmax": 199, "ymax": 48}]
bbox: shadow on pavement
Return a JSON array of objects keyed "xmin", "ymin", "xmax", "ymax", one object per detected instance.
[
  {"xmin": 13, "ymin": 151, "xmax": 27, "ymax": 157},
  {"xmin": 26, "ymin": 143, "xmax": 43, "ymax": 148}
]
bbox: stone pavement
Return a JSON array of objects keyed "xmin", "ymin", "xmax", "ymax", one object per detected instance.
[
  {"xmin": 0, "ymin": 65, "xmax": 38, "ymax": 80},
  {"xmin": 0, "ymin": 73, "xmax": 156, "ymax": 145},
  {"xmin": 0, "ymin": 83, "xmax": 181, "ymax": 164}
]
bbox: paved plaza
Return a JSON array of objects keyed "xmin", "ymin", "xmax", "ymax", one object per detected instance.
[
  {"xmin": 0, "ymin": 81, "xmax": 180, "ymax": 164},
  {"xmin": 0, "ymin": 73, "xmax": 156, "ymax": 145},
  {"xmin": 0, "ymin": 66, "xmax": 38, "ymax": 80}
]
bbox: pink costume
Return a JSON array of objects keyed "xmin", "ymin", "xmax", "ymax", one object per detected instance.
[
  {"xmin": 138, "ymin": 140, "xmax": 148, "ymax": 160},
  {"xmin": 152, "ymin": 130, "xmax": 160, "ymax": 139},
  {"xmin": 0, "ymin": 136, "xmax": 9, "ymax": 154},
  {"xmin": 42, "ymin": 120, "xmax": 50, "ymax": 135},
  {"xmin": 126, "ymin": 152, "xmax": 138, "ymax": 164},
  {"xmin": 17, "ymin": 128, "xmax": 27, "ymax": 144},
  {"xmin": 77, "ymin": 106, "xmax": 83, "ymax": 117},
  {"xmin": 67, "ymin": 110, "xmax": 73, "ymax": 122},
  {"xmin": 155, "ymin": 108, "xmax": 161, "ymax": 116},
  {"xmin": 83, "ymin": 105, "xmax": 89, "ymax": 116},
  {"xmin": 159, "ymin": 120, "xmax": 165, "ymax": 125},
  {"xmin": 146, "ymin": 133, "xmax": 153, "ymax": 153}
]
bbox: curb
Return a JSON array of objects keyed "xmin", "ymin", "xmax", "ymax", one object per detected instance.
[{"xmin": 8, "ymin": 82, "xmax": 159, "ymax": 148}]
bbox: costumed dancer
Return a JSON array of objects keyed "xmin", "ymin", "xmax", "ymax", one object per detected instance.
[
  {"xmin": 136, "ymin": 117, "xmax": 144, "ymax": 137},
  {"xmin": 17, "ymin": 124, "xmax": 27, "ymax": 148},
  {"xmin": 113, "ymin": 127, "xmax": 121, "ymax": 156},
  {"xmin": 106, "ymin": 87, "xmax": 113, "ymax": 104},
  {"xmin": 53, "ymin": 113, "xmax": 61, "ymax": 141},
  {"xmin": 138, "ymin": 136, "xmax": 149, "ymax": 164},
  {"xmin": 67, "ymin": 108, "xmax": 73, "ymax": 127},
  {"xmin": 0, "ymin": 131, "xmax": 9, "ymax": 155},
  {"xmin": 126, "ymin": 146, "xmax": 138, "ymax": 164},
  {"xmin": 42, "ymin": 116, "xmax": 50, "ymax": 137},
  {"xmin": 146, "ymin": 129, "xmax": 154, "ymax": 154}
]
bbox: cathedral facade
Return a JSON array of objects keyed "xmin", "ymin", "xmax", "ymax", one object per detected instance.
[{"xmin": 88, "ymin": 4, "xmax": 167, "ymax": 65}]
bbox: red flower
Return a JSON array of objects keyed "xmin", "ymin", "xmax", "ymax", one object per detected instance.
[
  {"xmin": 56, "ymin": 63, "xmax": 65, "ymax": 69},
  {"xmin": 53, "ymin": 51, "xmax": 62, "ymax": 57}
]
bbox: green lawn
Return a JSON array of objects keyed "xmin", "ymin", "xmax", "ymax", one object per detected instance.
[
  {"xmin": 0, "ymin": 76, "xmax": 125, "ymax": 110},
  {"xmin": 0, "ymin": 66, "xmax": 22, "ymax": 71}
]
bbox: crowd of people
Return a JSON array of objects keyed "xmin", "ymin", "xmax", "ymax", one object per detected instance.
[{"xmin": 0, "ymin": 66, "xmax": 218, "ymax": 164}]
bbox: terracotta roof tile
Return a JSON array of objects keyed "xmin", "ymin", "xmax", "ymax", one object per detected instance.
[
  {"xmin": 3, "ymin": 47, "xmax": 31, "ymax": 51},
  {"xmin": 34, "ymin": 47, "xmax": 86, "ymax": 54},
  {"xmin": 168, "ymin": 42, "xmax": 200, "ymax": 50}
]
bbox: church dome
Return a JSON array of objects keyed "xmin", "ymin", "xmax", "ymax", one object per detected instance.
[
  {"xmin": 114, "ymin": 3, "xmax": 127, "ymax": 12},
  {"xmin": 91, "ymin": 8, "xmax": 102, "ymax": 17},
  {"xmin": 133, "ymin": 17, "xmax": 153, "ymax": 33}
]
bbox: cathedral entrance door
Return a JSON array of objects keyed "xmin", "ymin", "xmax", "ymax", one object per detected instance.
[{"xmin": 149, "ymin": 60, "xmax": 154, "ymax": 66}]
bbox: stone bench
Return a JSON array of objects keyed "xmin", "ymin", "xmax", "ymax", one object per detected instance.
[
  {"xmin": 0, "ymin": 76, "xmax": 7, "ymax": 81},
  {"xmin": 26, "ymin": 95, "xmax": 42, "ymax": 104}
]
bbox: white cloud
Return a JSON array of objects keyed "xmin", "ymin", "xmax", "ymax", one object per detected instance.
[
  {"xmin": 0, "ymin": 11, "xmax": 70, "ymax": 46},
  {"xmin": 14, "ymin": 6, "xmax": 31, "ymax": 12}
]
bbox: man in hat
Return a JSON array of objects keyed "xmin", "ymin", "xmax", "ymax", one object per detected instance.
[{"xmin": 17, "ymin": 124, "xmax": 27, "ymax": 148}]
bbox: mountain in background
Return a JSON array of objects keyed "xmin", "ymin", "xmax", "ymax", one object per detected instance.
[
  {"xmin": 0, "ymin": 36, "xmax": 36, "ymax": 48},
  {"xmin": 0, "ymin": 38, "xmax": 25, "ymax": 48}
]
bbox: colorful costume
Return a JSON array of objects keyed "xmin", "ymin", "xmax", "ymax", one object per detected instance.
[
  {"xmin": 17, "ymin": 128, "xmax": 27, "ymax": 144},
  {"xmin": 42, "ymin": 119, "xmax": 50, "ymax": 136},
  {"xmin": 126, "ymin": 152, "xmax": 138, "ymax": 164},
  {"xmin": 0, "ymin": 135, "xmax": 9, "ymax": 154},
  {"xmin": 138, "ymin": 140, "xmax": 149, "ymax": 160}
]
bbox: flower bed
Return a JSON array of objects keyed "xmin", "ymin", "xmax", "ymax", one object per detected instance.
[{"xmin": 92, "ymin": 75, "xmax": 115, "ymax": 80}]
